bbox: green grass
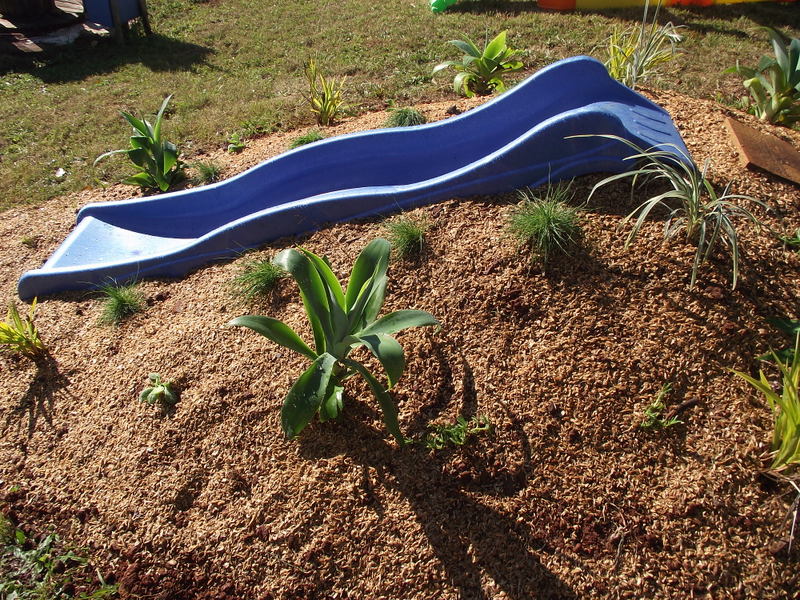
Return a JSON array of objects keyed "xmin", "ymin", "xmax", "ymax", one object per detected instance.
[
  {"xmin": 385, "ymin": 107, "xmax": 427, "ymax": 127},
  {"xmin": 290, "ymin": 130, "xmax": 325, "ymax": 148},
  {"xmin": 508, "ymin": 181, "xmax": 582, "ymax": 263},
  {"xmin": 231, "ymin": 258, "xmax": 286, "ymax": 302},
  {"xmin": 383, "ymin": 215, "xmax": 430, "ymax": 259},
  {"xmin": 192, "ymin": 160, "xmax": 222, "ymax": 184},
  {"xmin": 98, "ymin": 282, "xmax": 145, "ymax": 325},
  {"xmin": 0, "ymin": 2, "xmax": 797, "ymax": 209}
]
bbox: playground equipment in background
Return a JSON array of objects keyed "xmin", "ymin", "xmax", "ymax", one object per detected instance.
[
  {"xmin": 432, "ymin": 0, "xmax": 796, "ymax": 10},
  {"xmin": 18, "ymin": 56, "xmax": 690, "ymax": 300}
]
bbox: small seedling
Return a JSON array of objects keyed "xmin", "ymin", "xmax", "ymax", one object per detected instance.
[
  {"xmin": 781, "ymin": 228, "xmax": 800, "ymax": 253},
  {"xmin": 139, "ymin": 373, "xmax": 179, "ymax": 408},
  {"xmin": 507, "ymin": 180, "xmax": 582, "ymax": 264},
  {"xmin": 20, "ymin": 235, "xmax": 39, "ymax": 249},
  {"xmin": 290, "ymin": 130, "xmax": 325, "ymax": 149},
  {"xmin": 193, "ymin": 160, "xmax": 222, "ymax": 184},
  {"xmin": 99, "ymin": 281, "xmax": 145, "ymax": 325},
  {"xmin": 640, "ymin": 383, "xmax": 682, "ymax": 430},
  {"xmin": 423, "ymin": 415, "xmax": 492, "ymax": 450},
  {"xmin": 383, "ymin": 215, "xmax": 430, "ymax": 260},
  {"xmin": 227, "ymin": 132, "xmax": 246, "ymax": 153},
  {"xmin": 384, "ymin": 107, "xmax": 427, "ymax": 128},
  {"xmin": 0, "ymin": 298, "xmax": 46, "ymax": 358},
  {"xmin": 231, "ymin": 258, "xmax": 286, "ymax": 302}
]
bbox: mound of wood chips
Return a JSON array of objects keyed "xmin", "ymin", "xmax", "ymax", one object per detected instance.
[{"xmin": 1, "ymin": 90, "xmax": 799, "ymax": 599}]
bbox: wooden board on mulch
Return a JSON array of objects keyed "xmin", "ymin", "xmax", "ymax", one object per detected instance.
[
  {"xmin": 725, "ymin": 116, "xmax": 800, "ymax": 186},
  {"xmin": 1, "ymin": 91, "xmax": 799, "ymax": 600}
]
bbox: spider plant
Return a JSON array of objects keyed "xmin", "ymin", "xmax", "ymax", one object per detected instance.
[
  {"xmin": 604, "ymin": 0, "xmax": 684, "ymax": 90},
  {"xmin": 433, "ymin": 30, "xmax": 524, "ymax": 98},
  {"xmin": 584, "ymin": 134, "xmax": 764, "ymax": 289},
  {"xmin": 230, "ymin": 239, "xmax": 438, "ymax": 443}
]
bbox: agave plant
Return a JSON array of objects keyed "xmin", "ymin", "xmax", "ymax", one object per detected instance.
[
  {"xmin": 733, "ymin": 333, "xmax": 800, "ymax": 472},
  {"xmin": 582, "ymin": 134, "xmax": 765, "ymax": 289},
  {"xmin": 726, "ymin": 27, "xmax": 800, "ymax": 126},
  {"xmin": 94, "ymin": 95, "xmax": 184, "ymax": 192},
  {"xmin": 230, "ymin": 239, "xmax": 438, "ymax": 443},
  {"xmin": 433, "ymin": 30, "xmax": 524, "ymax": 98}
]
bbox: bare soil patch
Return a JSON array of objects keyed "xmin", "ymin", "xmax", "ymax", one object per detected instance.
[{"xmin": 1, "ymin": 91, "xmax": 799, "ymax": 599}]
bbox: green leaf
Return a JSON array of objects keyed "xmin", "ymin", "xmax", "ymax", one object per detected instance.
[
  {"xmin": 281, "ymin": 353, "xmax": 337, "ymax": 439},
  {"xmin": 121, "ymin": 111, "xmax": 149, "ymax": 136},
  {"xmin": 345, "ymin": 238, "xmax": 390, "ymax": 310},
  {"xmin": 154, "ymin": 94, "xmax": 173, "ymax": 142},
  {"xmin": 300, "ymin": 247, "xmax": 348, "ymax": 341},
  {"xmin": 357, "ymin": 310, "xmax": 439, "ymax": 337},
  {"xmin": 229, "ymin": 315, "xmax": 316, "ymax": 361},
  {"xmin": 354, "ymin": 333, "xmax": 405, "ymax": 388},
  {"xmin": 449, "ymin": 38, "xmax": 481, "ymax": 58},
  {"xmin": 344, "ymin": 358, "xmax": 405, "ymax": 444},
  {"xmin": 318, "ymin": 382, "xmax": 344, "ymax": 422},
  {"xmin": 483, "ymin": 31, "xmax": 508, "ymax": 62},
  {"xmin": 274, "ymin": 248, "xmax": 333, "ymax": 353}
]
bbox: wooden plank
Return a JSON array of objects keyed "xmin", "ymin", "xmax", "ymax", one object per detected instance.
[{"xmin": 725, "ymin": 116, "xmax": 800, "ymax": 186}]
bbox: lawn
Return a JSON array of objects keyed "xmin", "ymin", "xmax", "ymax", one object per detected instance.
[{"xmin": 0, "ymin": 0, "xmax": 798, "ymax": 209}]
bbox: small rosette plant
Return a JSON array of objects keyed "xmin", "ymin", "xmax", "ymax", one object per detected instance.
[{"xmin": 230, "ymin": 239, "xmax": 439, "ymax": 444}]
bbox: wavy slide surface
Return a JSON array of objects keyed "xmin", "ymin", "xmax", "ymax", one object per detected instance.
[{"xmin": 18, "ymin": 56, "xmax": 690, "ymax": 299}]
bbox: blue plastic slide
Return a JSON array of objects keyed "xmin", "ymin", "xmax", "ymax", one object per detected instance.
[{"xmin": 18, "ymin": 56, "xmax": 690, "ymax": 299}]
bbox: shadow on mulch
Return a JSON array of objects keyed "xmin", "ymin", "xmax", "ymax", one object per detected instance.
[
  {"xmin": 5, "ymin": 352, "xmax": 72, "ymax": 443},
  {"xmin": 297, "ymin": 340, "xmax": 575, "ymax": 600}
]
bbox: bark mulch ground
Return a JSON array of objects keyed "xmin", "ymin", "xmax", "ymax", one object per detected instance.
[{"xmin": 1, "ymin": 90, "xmax": 799, "ymax": 599}]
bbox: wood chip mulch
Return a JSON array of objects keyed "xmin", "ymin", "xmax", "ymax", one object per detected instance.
[{"xmin": 1, "ymin": 89, "xmax": 799, "ymax": 599}]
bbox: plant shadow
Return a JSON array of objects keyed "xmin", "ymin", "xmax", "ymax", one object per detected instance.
[
  {"xmin": 5, "ymin": 352, "xmax": 71, "ymax": 442},
  {"xmin": 298, "ymin": 346, "xmax": 577, "ymax": 600}
]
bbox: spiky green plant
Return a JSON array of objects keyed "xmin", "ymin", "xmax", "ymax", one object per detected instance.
[
  {"xmin": 99, "ymin": 281, "xmax": 145, "ymax": 325},
  {"xmin": 383, "ymin": 215, "xmax": 430, "ymax": 260},
  {"xmin": 193, "ymin": 160, "xmax": 222, "ymax": 184},
  {"xmin": 0, "ymin": 298, "xmax": 46, "ymax": 358},
  {"xmin": 640, "ymin": 383, "xmax": 681, "ymax": 430},
  {"xmin": 604, "ymin": 0, "xmax": 684, "ymax": 90},
  {"xmin": 583, "ymin": 134, "xmax": 765, "ymax": 289},
  {"xmin": 507, "ymin": 180, "xmax": 582, "ymax": 263},
  {"xmin": 230, "ymin": 239, "xmax": 438, "ymax": 443},
  {"xmin": 232, "ymin": 258, "xmax": 286, "ymax": 302},
  {"xmin": 94, "ymin": 95, "xmax": 184, "ymax": 192},
  {"xmin": 733, "ymin": 333, "xmax": 800, "ymax": 472},
  {"xmin": 290, "ymin": 130, "xmax": 326, "ymax": 149},
  {"xmin": 304, "ymin": 60, "xmax": 346, "ymax": 126},
  {"xmin": 433, "ymin": 30, "xmax": 524, "ymax": 98},
  {"xmin": 384, "ymin": 107, "xmax": 427, "ymax": 128}
]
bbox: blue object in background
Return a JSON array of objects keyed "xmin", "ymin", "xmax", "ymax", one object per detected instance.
[
  {"xmin": 83, "ymin": 0, "xmax": 151, "ymax": 35},
  {"xmin": 18, "ymin": 56, "xmax": 691, "ymax": 300}
]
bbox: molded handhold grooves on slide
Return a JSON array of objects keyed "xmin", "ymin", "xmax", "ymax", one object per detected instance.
[{"xmin": 18, "ymin": 56, "xmax": 691, "ymax": 299}]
